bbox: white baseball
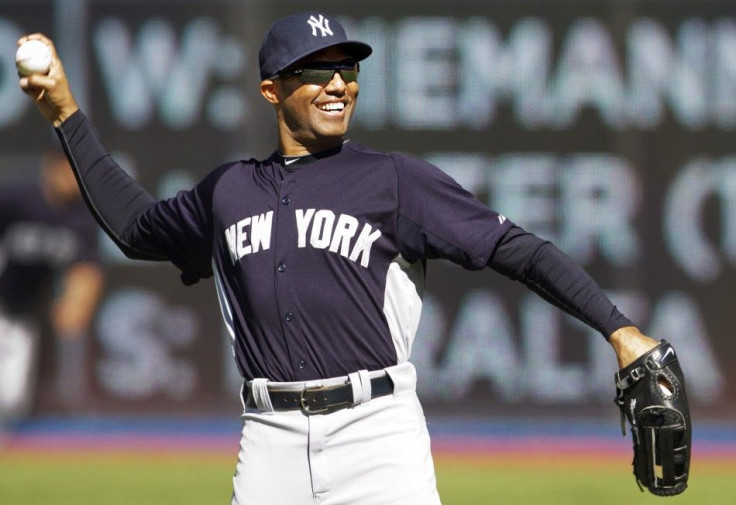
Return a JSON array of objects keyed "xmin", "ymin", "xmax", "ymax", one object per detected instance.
[{"xmin": 16, "ymin": 40, "xmax": 53, "ymax": 76}]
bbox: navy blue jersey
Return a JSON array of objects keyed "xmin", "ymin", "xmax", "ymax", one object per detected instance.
[
  {"xmin": 134, "ymin": 142, "xmax": 512, "ymax": 381},
  {"xmin": 0, "ymin": 181, "xmax": 98, "ymax": 315}
]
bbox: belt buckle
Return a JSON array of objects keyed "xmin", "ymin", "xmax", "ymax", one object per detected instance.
[{"xmin": 299, "ymin": 385, "xmax": 330, "ymax": 415}]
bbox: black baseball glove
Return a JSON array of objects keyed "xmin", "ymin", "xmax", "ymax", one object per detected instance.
[{"xmin": 614, "ymin": 340, "xmax": 691, "ymax": 496}]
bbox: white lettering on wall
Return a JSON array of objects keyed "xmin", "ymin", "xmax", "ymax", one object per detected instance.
[
  {"xmin": 0, "ymin": 19, "xmax": 27, "ymax": 127},
  {"xmin": 427, "ymin": 152, "xmax": 642, "ymax": 267},
  {"xmin": 414, "ymin": 289, "xmax": 724, "ymax": 405},
  {"xmin": 665, "ymin": 156, "xmax": 736, "ymax": 281},
  {"xmin": 96, "ymin": 289, "xmax": 198, "ymax": 399},
  {"xmin": 92, "ymin": 17, "xmax": 246, "ymax": 130},
  {"xmin": 351, "ymin": 16, "xmax": 736, "ymax": 130}
]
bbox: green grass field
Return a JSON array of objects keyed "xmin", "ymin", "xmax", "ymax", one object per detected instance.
[{"xmin": 1, "ymin": 451, "xmax": 733, "ymax": 504}]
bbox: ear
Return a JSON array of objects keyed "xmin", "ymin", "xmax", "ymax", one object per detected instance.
[{"xmin": 260, "ymin": 79, "xmax": 279, "ymax": 105}]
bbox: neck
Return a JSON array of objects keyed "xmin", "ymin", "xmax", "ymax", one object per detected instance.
[{"xmin": 277, "ymin": 133, "xmax": 345, "ymax": 157}]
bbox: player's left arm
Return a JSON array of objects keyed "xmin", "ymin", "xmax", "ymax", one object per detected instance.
[
  {"xmin": 487, "ymin": 225, "xmax": 658, "ymax": 363},
  {"xmin": 51, "ymin": 261, "xmax": 104, "ymax": 337},
  {"xmin": 393, "ymin": 154, "xmax": 658, "ymax": 364}
]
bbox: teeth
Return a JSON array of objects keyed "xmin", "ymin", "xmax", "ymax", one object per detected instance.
[{"xmin": 319, "ymin": 103, "xmax": 344, "ymax": 111}]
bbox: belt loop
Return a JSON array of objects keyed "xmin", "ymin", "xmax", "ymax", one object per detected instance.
[
  {"xmin": 239, "ymin": 383, "xmax": 247, "ymax": 411},
  {"xmin": 250, "ymin": 378, "xmax": 275, "ymax": 413},
  {"xmin": 349, "ymin": 370, "xmax": 372, "ymax": 406},
  {"xmin": 385, "ymin": 362, "xmax": 416, "ymax": 396}
]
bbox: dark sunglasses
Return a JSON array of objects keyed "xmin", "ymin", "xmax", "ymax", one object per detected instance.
[{"xmin": 277, "ymin": 61, "xmax": 360, "ymax": 85}]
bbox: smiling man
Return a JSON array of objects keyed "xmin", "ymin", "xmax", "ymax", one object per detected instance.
[
  {"xmin": 264, "ymin": 47, "xmax": 363, "ymax": 154},
  {"xmin": 18, "ymin": 11, "xmax": 682, "ymax": 505}
]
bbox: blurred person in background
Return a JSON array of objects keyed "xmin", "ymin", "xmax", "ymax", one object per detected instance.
[{"xmin": 0, "ymin": 149, "xmax": 103, "ymax": 421}]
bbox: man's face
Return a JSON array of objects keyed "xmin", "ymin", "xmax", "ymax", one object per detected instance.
[{"xmin": 269, "ymin": 46, "xmax": 360, "ymax": 153}]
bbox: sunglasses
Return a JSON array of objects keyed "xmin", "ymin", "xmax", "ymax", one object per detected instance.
[{"xmin": 277, "ymin": 61, "xmax": 360, "ymax": 85}]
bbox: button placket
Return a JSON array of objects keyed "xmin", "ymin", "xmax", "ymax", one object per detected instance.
[
  {"xmin": 273, "ymin": 178, "xmax": 294, "ymax": 327},
  {"xmin": 274, "ymin": 175, "xmax": 309, "ymax": 378}
]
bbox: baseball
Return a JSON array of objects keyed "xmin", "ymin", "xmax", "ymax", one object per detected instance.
[{"xmin": 15, "ymin": 40, "xmax": 52, "ymax": 76}]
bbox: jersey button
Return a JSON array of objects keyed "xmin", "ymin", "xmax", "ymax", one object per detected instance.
[
  {"xmin": 298, "ymin": 360, "xmax": 306, "ymax": 370},
  {"xmin": 281, "ymin": 196, "xmax": 291, "ymax": 205},
  {"xmin": 277, "ymin": 263, "xmax": 286, "ymax": 273},
  {"xmin": 284, "ymin": 312, "xmax": 294, "ymax": 322}
]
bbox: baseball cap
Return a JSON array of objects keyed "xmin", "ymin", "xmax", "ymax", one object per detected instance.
[{"xmin": 259, "ymin": 12, "xmax": 372, "ymax": 80}]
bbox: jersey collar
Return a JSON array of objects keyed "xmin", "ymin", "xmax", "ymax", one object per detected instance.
[{"xmin": 275, "ymin": 141, "xmax": 349, "ymax": 168}]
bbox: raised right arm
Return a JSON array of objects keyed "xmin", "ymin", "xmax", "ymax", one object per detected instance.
[{"xmin": 18, "ymin": 33, "xmax": 165, "ymax": 261}]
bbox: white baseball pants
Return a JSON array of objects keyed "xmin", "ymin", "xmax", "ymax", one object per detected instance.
[{"xmin": 231, "ymin": 362, "xmax": 441, "ymax": 505}]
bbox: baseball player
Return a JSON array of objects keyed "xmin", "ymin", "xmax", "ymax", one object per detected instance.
[
  {"xmin": 19, "ymin": 12, "xmax": 662, "ymax": 505},
  {"xmin": 0, "ymin": 150, "xmax": 103, "ymax": 420}
]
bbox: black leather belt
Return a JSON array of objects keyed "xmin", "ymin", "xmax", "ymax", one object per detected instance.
[{"xmin": 244, "ymin": 374, "xmax": 394, "ymax": 415}]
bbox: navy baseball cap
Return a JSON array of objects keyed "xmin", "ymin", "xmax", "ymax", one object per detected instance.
[{"xmin": 259, "ymin": 12, "xmax": 372, "ymax": 80}]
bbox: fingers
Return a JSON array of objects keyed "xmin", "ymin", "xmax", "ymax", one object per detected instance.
[
  {"xmin": 17, "ymin": 32, "xmax": 56, "ymax": 52},
  {"xmin": 20, "ymin": 74, "xmax": 56, "ymax": 90},
  {"xmin": 19, "ymin": 74, "xmax": 53, "ymax": 101}
]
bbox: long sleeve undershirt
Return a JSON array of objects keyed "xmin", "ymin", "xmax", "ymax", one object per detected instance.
[
  {"xmin": 56, "ymin": 110, "xmax": 163, "ymax": 261},
  {"xmin": 487, "ymin": 226, "xmax": 632, "ymax": 338}
]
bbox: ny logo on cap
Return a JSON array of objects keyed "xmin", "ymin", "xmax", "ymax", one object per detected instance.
[{"xmin": 308, "ymin": 14, "xmax": 333, "ymax": 37}]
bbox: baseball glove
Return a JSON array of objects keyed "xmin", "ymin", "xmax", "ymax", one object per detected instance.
[{"xmin": 614, "ymin": 340, "xmax": 691, "ymax": 496}]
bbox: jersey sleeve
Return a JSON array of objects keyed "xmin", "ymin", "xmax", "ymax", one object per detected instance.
[
  {"xmin": 56, "ymin": 110, "xmax": 214, "ymax": 283},
  {"xmin": 134, "ymin": 184, "xmax": 215, "ymax": 282},
  {"xmin": 393, "ymin": 154, "xmax": 513, "ymax": 269}
]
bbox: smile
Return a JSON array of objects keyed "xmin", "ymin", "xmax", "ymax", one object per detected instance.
[{"xmin": 318, "ymin": 102, "xmax": 346, "ymax": 113}]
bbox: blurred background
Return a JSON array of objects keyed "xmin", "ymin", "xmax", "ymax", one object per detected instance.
[{"xmin": 1, "ymin": 0, "xmax": 735, "ymax": 503}]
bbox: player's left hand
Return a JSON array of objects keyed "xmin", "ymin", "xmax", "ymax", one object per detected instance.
[
  {"xmin": 17, "ymin": 33, "xmax": 79, "ymax": 127},
  {"xmin": 608, "ymin": 326, "xmax": 659, "ymax": 368}
]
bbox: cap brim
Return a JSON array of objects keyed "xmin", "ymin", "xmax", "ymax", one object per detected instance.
[{"xmin": 274, "ymin": 40, "xmax": 373, "ymax": 76}]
